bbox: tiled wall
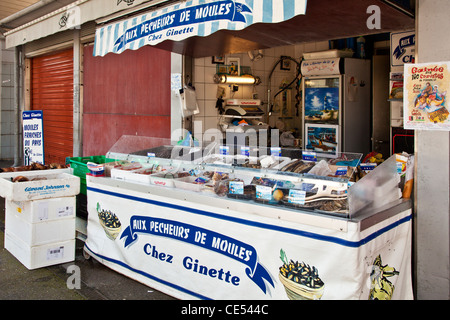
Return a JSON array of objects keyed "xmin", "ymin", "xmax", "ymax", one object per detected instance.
[
  {"xmin": 192, "ymin": 41, "xmax": 329, "ymax": 140},
  {"xmin": 1, "ymin": 39, "xmax": 15, "ymax": 161}
]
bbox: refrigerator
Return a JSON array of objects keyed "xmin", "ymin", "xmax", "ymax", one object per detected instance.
[{"xmin": 301, "ymin": 58, "xmax": 371, "ymax": 157}]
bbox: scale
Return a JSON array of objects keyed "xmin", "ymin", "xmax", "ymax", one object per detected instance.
[{"xmin": 224, "ymin": 99, "xmax": 264, "ymax": 117}]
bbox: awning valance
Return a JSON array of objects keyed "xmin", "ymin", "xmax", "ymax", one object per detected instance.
[{"xmin": 93, "ymin": 0, "xmax": 307, "ymax": 57}]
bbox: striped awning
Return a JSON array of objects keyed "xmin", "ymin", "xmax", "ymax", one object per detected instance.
[{"xmin": 94, "ymin": 0, "xmax": 307, "ymax": 57}]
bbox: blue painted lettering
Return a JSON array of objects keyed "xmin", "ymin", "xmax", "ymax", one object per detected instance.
[
  {"xmin": 211, "ymin": 237, "xmax": 252, "ymax": 262},
  {"xmin": 143, "ymin": 243, "xmax": 173, "ymax": 263},
  {"xmin": 183, "ymin": 256, "xmax": 240, "ymax": 286}
]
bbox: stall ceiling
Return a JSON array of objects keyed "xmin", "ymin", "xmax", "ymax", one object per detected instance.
[{"xmin": 153, "ymin": 0, "xmax": 415, "ymax": 58}]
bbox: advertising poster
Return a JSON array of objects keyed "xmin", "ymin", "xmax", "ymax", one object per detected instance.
[
  {"xmin": 304, "ymin": 87, "xmax": 340, "ymax": 122},
  {"xmin": 22, "ymin": 110, "xmax": 44, "ymax": 165},
  {"xmin": 403, "ymin": 62, "xmax": 450, "ymax": 130},
  {"xmin": 85, "ymin": 179, "xmax": 413, "ymax": 300},
  {"xmin": 305, "ymin": 124, "xmax": 339, "ymax": 158}
]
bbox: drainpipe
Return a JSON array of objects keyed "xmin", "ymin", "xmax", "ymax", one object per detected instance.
[{"xmin": 13, "ymin": 45, "xmax": 23, "ymax": 166}]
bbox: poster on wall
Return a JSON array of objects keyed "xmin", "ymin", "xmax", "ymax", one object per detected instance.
[
  {"xmin": 403, "ymin": 62, "xmax": 450, "ymax": 130},
  {"xmin": 22, "ymin": 110, "xmax": 44, "ymax": 165},
  {"xmin": 304, "ymin": 123, "xmax": 339, "ymax": 158},
  {"xmin": 304, "ymin": 87, "xmax": 340, "ymax": 123}
]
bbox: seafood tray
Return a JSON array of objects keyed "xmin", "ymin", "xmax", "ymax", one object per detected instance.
[
  {"xmin": 110, "ymin": 163, "xmax": 165, "ymax": 184},
  {"xmin": 149, "ymin": 172, "xmax": 177, "ymax": 188},
  {"xmin": 174, "ymin": 176, "xmax": 210, "ymax": 192},
  {"xmin": 131, "ymin": 145, "xmax": 204, "ymax": 162}
]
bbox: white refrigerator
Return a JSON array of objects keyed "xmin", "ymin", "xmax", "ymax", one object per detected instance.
[{"xmin": 301, "ymin": 58, "xmax": 371, "ymax": 157}]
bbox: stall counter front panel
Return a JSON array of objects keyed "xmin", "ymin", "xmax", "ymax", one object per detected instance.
[{"xmin": 84, "ymin": 176, "xmax": 413, "ymax": 300}]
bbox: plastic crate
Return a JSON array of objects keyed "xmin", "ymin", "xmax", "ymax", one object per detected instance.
[{"xmin": 66, "ymin": 156, "xmax": 117, "ymax": 194}]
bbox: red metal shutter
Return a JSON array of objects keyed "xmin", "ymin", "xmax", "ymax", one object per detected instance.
[{"xmin": 31, "ymin": 49, "xmax": 73, "ymax": 164}]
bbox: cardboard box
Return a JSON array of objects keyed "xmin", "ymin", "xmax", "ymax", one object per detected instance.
[
  {"xmin": 4, "ymin": 232, "xmax": 75, "ymax": 270},
  {"xmin": 0, "ymin": 172, "xmax": 80, "ymax": 201},
  {"xmin": 6, "ymin": 196, "xmax": 76, "ymax": 223}
]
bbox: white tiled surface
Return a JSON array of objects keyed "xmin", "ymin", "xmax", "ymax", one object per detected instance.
[{"xmin": 192, "ymin": 41, "xmax": 330, "ymax": 138}]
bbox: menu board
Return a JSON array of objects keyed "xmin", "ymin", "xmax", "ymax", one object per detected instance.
[
  {"xmin": 403, "ymin": 62, "xmax": 450, "ymax": 130},
  {"xmin": 22, "ymin": 110, "xmax": 44, "ymax": 165}
]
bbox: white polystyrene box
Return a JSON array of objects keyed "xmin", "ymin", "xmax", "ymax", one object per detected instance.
[
  {"xmin": 5, "ymin": 207, "xmax": 75, "ymax": 246},
  {"xmin": 0, "ymin": 171, "xmax": 79, "ymax": 201},
  {"xmin": 111, "ymin": 167, "xmax": 152, "ymax": 184},
  {"xmin": 5, "ymin": 196, "xmax": 76, "ymax": 223},
  {"xmin": 4, "ymin": 231, "xmax": 75, "ymax": 270}
]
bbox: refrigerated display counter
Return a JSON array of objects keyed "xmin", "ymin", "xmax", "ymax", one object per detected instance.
[{"xmin": 82, "ymin": 141, "xmax": 413, "ymax": 300}]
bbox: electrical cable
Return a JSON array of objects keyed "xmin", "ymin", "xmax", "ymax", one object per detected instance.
[{"xmin": 267, "ymin": 56, "xmax": 302, "ymax": 118}]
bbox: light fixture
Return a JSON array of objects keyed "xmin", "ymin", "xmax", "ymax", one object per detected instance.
[{"xmin": 213, "ymin": 74, "xmax": 261, "ymax": 85}]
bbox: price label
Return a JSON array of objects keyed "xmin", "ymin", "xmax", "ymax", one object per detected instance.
[
  {"xmin": 288, "ymin": 189, "xmax": 306, "ymax": 205},
  {"xmin": 58, "ymin": 206, "xmax": 74, "ymax": 217},
  {"xmin": 220, "ymin": 145, "xmax": 229, "ymax": 155},
  {"xmin": 229, "ymin": 181, "xmax": 244, "ymax": 194},
  {"xmin": 240, "ymin": 146, "xmax": 250, "ymax": 156},
  {"xmin": 47, "ymin": 246, "xmax": 64, "ymax": 261},
  {"xmin": 270, "ymin": 147, "xmax": 281, "ymax": 157},
  {"xmin": 335, "ymin": 167, "xmax": 348, "ymax": 176},
  {"xmin": 302, "ymin": 151, "xmax": 317, "ymax": 162},
  {"xmin": 256, "ymin": 185, "xmax": 272, "ymax": 200}
]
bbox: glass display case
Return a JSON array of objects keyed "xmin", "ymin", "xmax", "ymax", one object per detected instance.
[{"xmin": 100, "ymin": 136, "xmax": 400, "ymax": 220}]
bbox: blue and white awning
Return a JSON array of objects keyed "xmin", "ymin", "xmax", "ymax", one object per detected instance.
[{"xmin": 94, "ymin": 0, "xmax": 307, "ymax": 57}]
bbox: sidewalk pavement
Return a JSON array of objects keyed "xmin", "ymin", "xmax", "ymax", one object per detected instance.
[{"xmin": 0, "ymin": 160, "xmax": 175, "ymax": 300}]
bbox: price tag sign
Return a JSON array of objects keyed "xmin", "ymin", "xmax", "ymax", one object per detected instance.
[
  {"xmin": 360, "ymin": 163, "xmax": 377, "ymax": 172},
  {"xmin": 302, "ymin": 151, "xmax": 317, "ymax": 162},
  {"xmin": 240, "ymin": 146, "xmax": 250, "ymax": 156},
  {"xmin": 229, "ymin": 181, "xmax": 244, "ymax": 195},
  {"xmin": 270, "ymin": 147, "xmax": 281, "ymax": 157},
  {"xmin": 288, "ymin": 189, "xmax": 306, "ymax": 205},
  {"xmin": 256, "ymin": 185, "xmax": 272, "ymax": 200},
  {"xmin": 335, "ymin": 167, "xmax": 348, "ymax": 176},
  {"xmin": 220, "ymin": 145, "xmax": 229, "ymax": 155}
]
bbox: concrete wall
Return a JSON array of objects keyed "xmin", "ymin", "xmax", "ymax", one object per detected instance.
[
  {"xmin": 0, "ymin": 38, "xmax": 15, "ymax": 161},
  {"xmin": 415, "ymin": 0, "xmax": 450, "ymax": 300}
]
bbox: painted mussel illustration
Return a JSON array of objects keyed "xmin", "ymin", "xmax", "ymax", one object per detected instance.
[
  {"xmin": 278, "ymin": 249, "xmax": 325, "ymax": 300},
  {"xmin": 97, "ymin": 202, "xmax": 122, "ymax": 240}
]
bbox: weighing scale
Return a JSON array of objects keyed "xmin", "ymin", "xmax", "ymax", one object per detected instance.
[{"xmin": 224, "ymin": 99, "xmax": 264, "ymax": 117}]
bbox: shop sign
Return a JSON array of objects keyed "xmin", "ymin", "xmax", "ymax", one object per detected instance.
[
  {"xmin": 301, "ymin": 58, "xmax": 341, "ymax": 76},
  {"xmin": 403, "ymin": 61, "xmax": 450, "ymax": 130},
  {"xmin": 85, "ymin": 181, "xmax": 413, "ymax": 300},
  {"xmin": 22, "ymin": 110, "xmax": 44, "ymax": 165},
  {"xmin": 94, "ymin": 0, "xmax": 307, "ymax": 57},
  {"xmin": 391, "ymin": 30, "xmax": 415, "ymax": 67}
]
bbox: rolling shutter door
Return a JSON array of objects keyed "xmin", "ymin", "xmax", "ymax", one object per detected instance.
[{"xmin": 31, "ymin": 49, "xmax": 73, "ymax": 164}]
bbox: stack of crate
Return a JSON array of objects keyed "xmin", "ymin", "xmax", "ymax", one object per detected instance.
[{"xmin": 0, "ymin": 170, "xmax": 80, "ymax": 269}]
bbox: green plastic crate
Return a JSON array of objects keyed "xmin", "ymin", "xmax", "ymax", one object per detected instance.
[{"xmin": 66, "ymin": 155, "xmax": 117, "ymax": 194}]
